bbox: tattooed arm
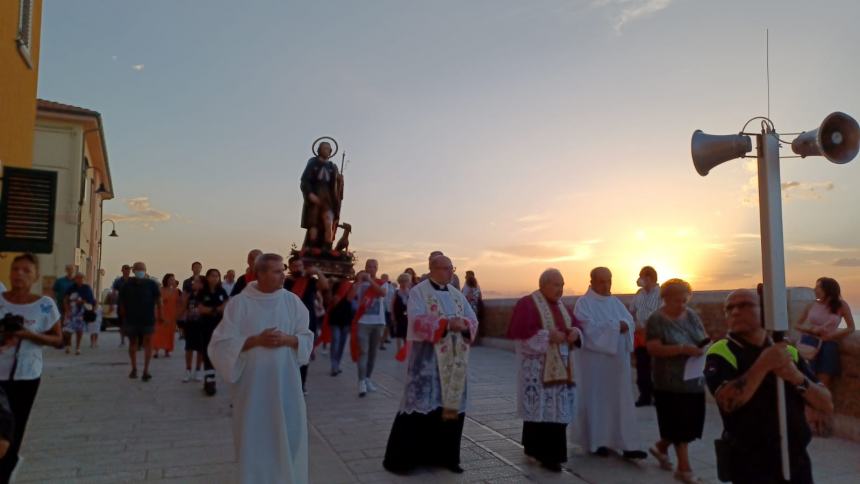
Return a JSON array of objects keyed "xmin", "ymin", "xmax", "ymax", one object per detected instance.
[
  {"xmin": 713, "ymin": 342, "xmax": 792, "ymax": 414},
  {"xmin": 713, "ymin": 359, "xmax": 772, "ymax": 413}
]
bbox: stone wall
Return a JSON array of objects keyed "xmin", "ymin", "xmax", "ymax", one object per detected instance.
[{"xmin": 477, "ymin": 287, "xmax": 860, "ymax": 441}]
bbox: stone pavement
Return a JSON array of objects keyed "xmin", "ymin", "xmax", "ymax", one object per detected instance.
[{"xmin": 14, "ymin": 331, "xmax": 860, "ymax": 483}]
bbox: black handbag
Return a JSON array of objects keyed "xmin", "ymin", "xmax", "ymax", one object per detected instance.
[
  {"xmin": 714, "ymin": 436, "xmax": 733, "ymax": 482},
  {"xmin": 83, "ymin": 309, "xmax": 97, "ymax": 323}
]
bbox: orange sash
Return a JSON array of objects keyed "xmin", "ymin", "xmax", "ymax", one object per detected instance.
[
  {"xmin": 288, "ymin": 276, "xmax": 310, "ymax": 300},
  {"xmin": 316, "ymin": 280, "xmax": 353, "ymax": 348},
  {"xmin": 349, "ymin": 280, "xmax": 384, "ymax": 362}
]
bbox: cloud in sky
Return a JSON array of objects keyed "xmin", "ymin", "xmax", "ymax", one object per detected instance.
[
  {"xmin": 834, "ymin": 258, "xmax": 860, "ymax": 267},
  {"xmin": 592, "ymin": 0, "xmax": 677, "ymax": 32},
  {"xmin": 781, "ymin": 181, "xmax": 835, "ymax": 201},
  {"xmin": 131, "ymin": 64, "xmax": 145, "ymax": 71},
  {"xmin": 478, "ymin": 239, "xmax": 600, "ymax": 266},
  {"xmin": 741, "ymin": 177, "xmax": 836, "ymax": 206},
  {"xmin": 788, "ymin": 243, "xmax": 856, "ymax": 253},
  {"xmin": 107, "ymin": 197, "xmax": 171, "ymax": 230}
]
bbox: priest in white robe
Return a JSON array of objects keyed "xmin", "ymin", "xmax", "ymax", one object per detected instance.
[
  {"xmin": 383, "ymin": 255, "xmax": 478, "ymax": 475},
  {"xmin": 573, "ymin": 267, "xmax": 647, "ymax": 460},
  {"xmin": 208, "ymin": 253, "xmax": 314, "ymax": 484},
  {"xmin": 507, "ymin": 269, "xmax": 583, "ymax": 472}
]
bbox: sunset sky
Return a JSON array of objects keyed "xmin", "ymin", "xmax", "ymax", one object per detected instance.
[{"xmin": 37, "ymin": 0, "xmax": 860, "ymax": 304}]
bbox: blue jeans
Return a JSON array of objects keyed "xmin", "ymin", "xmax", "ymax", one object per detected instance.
[{"xmin": 330, "ymin": 325, "xmax": 350, "ymax": 372}]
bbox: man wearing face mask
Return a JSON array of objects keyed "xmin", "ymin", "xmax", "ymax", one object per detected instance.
[
  {"xmin": 630, "ymin": 266, "xmax": 661, "ymax": 407},
  {"xmin": 118, "ymin": 262, "xmax": 163, "ymax": 381}
]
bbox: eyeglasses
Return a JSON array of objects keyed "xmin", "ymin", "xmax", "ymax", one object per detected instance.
[{"xmin": 724, "ymin": 301, "xmax": 757, "ymax": 313}]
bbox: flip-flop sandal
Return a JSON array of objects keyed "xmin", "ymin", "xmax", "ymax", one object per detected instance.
[{"xmin": 649, "ymin": 447, "xmax": 673, "ymax": 471}]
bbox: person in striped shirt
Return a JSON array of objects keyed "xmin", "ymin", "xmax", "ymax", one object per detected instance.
[{"xmin": 630, "ymin": 266, "xmax": 661, "ymax": 407}]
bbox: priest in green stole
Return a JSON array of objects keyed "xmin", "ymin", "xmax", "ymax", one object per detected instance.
[
  {"xmin": 507, "ymin": 269, "xmax": 582, "ymax": 472},
  {"xmin": 383, "ymin": 255, "xmax": 478, "ymax": 475}
]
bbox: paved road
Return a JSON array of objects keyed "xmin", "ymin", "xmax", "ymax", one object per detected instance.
[{"xmin": 14, "ymin": 331, "xmax": 860, "ymax": 483}]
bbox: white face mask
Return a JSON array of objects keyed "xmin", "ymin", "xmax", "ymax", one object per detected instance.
[{"xmin": 134, "ymin": 271, "xmax": 146, "ymax": 279}]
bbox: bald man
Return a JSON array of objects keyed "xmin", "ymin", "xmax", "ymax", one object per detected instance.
[
  {"xmin": 573, "ymin": 267, "xmax": 646, "ymax": 460},
  {"xmin": 231, "ymin": 249, "xmax": 263, "ymax": 297},
  {"xmin": 704, "ymin": 289, "xmax": 832, "ymax": 484},
  {"xmin": 507, "ymin": 269, "xmax": 583, "ymax": 472}
]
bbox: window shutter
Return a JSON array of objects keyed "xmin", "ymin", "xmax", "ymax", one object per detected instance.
[{"xmin": 0, "ymin": 167, "xmax": 58, "ymax": 254}]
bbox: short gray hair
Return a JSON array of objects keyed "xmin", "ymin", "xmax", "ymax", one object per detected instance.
[
  {"xmin": 397, "ymin": 273, "xmax": 411, "ymax": 284},
  {"xmin": 254, "ymin": 253, "xmax": 284, "ymax": 274},
  {"xmin": 539, "ymin": 268, "xmax": 563, "ymax": 287}
]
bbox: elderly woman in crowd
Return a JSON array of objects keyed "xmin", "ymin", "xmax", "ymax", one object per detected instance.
[{"xmin": 645, "ymin": 278, "xmax": 709, "ymax": 484}]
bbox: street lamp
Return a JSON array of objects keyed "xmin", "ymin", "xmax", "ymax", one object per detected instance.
[
  {"xmin": 104, "ymin": 219, "xmax": 118, "ymax": 238},
  {"xmin": 97, "ymin": 219, "xmax": 119, "ymax": 295},
  {"xmin": 691, "ymin": 112, "xmax": 860, "ymax": 481}
]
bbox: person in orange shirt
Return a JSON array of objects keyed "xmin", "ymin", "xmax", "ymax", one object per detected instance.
[{"xmin": 153, "ymin": 274, "xmax": 181, "ymax": 358}]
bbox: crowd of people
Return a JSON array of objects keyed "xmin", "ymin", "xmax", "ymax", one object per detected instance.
[{"xmin": 0, "ymin": 247, "xmax": 855, "ymax": 483}]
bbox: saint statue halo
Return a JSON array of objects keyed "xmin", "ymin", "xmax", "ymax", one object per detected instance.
[{"xmin": 312, "ymin": 136, "xmax": 339, "ymax": 159}]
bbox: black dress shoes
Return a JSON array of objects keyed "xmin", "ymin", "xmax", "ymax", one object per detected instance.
[
  {"xmin": 623, "ymin": 450, "xmax": 648, "ymax": 460},
  {"xmin": 592, "ymin": 447, "xmax": 610, "ymax": 457}
]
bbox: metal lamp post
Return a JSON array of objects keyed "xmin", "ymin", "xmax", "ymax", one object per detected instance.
[
  {"xmin": 96, "ymin": 219, "xmax": 118, "ymax": 295},
  {"xmin": 691, "ymin": 112, "xmax": 859, "ymax": 480}
]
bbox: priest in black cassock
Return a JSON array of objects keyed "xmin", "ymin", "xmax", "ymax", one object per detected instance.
[{"xmin": 382, "ymin": 256, "xmax": 478, "ymax": 475}]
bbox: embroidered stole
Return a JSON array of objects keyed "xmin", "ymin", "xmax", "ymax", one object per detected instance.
[
  {"xmin": 418, "ymin": 282, "xmax": 469, "ymax": 421},
  {"xmin": 531, "ymin": 291, "xmax": 574, "ymax": 386}
]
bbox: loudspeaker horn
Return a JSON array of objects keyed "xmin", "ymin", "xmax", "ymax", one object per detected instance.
[
  {"xmin": 791, "ymin": 112, "xmax": 860, "ymax": 164},
  {"xmin": 691, "ymin": 130, "xmax": 753, "ymax": 176}
]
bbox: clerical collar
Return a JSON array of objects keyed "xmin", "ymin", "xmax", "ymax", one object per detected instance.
[{"xmin": 429, "ymin": 279, "xmax": 448, "ymax": 291}]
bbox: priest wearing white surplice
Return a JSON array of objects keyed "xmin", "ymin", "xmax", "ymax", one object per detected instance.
[
  {"xmin": 573, "ymin": 267, "xmax": 647, "ymax": 460},
  {"xmin": 507, "ymin": 269, "xmax": 583, "ymax": 472},
  {"xmin": 208, "ymin": 253, "xmax": 314, "ymax": 484},
  {"xmin": 383, "ymin": 255, "xmax": 478, "ymax": 475}
]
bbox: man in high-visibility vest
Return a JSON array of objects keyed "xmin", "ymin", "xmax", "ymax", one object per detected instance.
[{"xmin": 704, "ymin": 289, "xmax": 833, "ymax": 484}]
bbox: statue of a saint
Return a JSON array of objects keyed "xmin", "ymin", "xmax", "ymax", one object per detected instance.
[{"xmin": 300, "ymin": 141, "xmax": 342, "ymax": 249}]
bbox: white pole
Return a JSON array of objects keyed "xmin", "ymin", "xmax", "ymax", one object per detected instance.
[{"xmin": 756, "ymin": 129, "xmax": 791, "ymax": 480}]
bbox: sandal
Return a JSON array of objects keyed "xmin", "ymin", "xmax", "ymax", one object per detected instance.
[
  {"xmin": 674, "ymin": 470, "xmax": 705, "ymax": 484},
  {"xmin": 649, "ymin": 446, "xmax": 673, "ymax": 471}
]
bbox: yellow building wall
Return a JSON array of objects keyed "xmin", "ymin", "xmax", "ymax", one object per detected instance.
[{"xmin": 0, "ymin": 0, "xmax": 43, "ymax": 287}]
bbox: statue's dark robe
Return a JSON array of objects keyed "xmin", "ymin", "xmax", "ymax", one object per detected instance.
[{"xmin": 300, "ymin": 157, "xmax": 340, "ymax": 229}]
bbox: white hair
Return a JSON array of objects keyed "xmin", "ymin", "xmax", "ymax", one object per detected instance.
[
  {"xmin": 254, "ymin": 253, "xmax": 284, "ymax": 274},
  {"xmin": 539, "ymin": 268, "xmax": 563, "ymax": 287}
]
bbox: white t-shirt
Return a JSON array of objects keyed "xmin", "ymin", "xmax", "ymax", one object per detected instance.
[
  {"xmin": 357, "ymin": 282, "xmax": 387, "ymax": 325},
  {"xmin": 0, "ymin": 295, "xmax": 61, "ymax": 380},
  {"xmin": 0, "ymin": 282, "xmax": 6, "ymax": 293}
]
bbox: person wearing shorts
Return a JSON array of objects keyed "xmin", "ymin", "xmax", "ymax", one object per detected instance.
[
  {"xmin": 86, "ymin": 307, "xmax": 102, "ymax": 348},
  {"xmin": 118, "ymin": 262, "xmax": 162, "ymax": 382},
  {"xmin": 181, "ymin": 275, "xmax": 205, "ymax": 382}
]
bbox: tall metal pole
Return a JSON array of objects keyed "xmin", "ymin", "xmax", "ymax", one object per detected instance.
[{"xmin": 756, "ymin": 129, "xmax": 791, "ymax": 480}]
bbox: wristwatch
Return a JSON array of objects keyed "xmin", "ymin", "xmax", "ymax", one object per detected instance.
[{"xmin": 795, "ymin": 377, "xmax": 810, "ymax": 395}]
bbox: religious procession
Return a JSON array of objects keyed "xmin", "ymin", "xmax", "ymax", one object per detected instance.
[
  {"xmin": 4, "ymin": 136, "xmax": 849, "ymax": 484},
  {"xmin": 5, "ymin": 4, "xmax": 860, "ymax": 483}
]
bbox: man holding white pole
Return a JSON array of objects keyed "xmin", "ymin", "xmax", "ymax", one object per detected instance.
[{"xmin": 704, "ymin": 289, "xmax": 831, "ymax": 483}]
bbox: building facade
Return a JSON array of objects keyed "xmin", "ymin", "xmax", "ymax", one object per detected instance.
[
  {"xmin": 33, "ymin": 100, "xmax": 114, "ymax": 294},
  {"xmin": 0, "ymin": 0, "xmax": 43, "ymax": 285}
]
